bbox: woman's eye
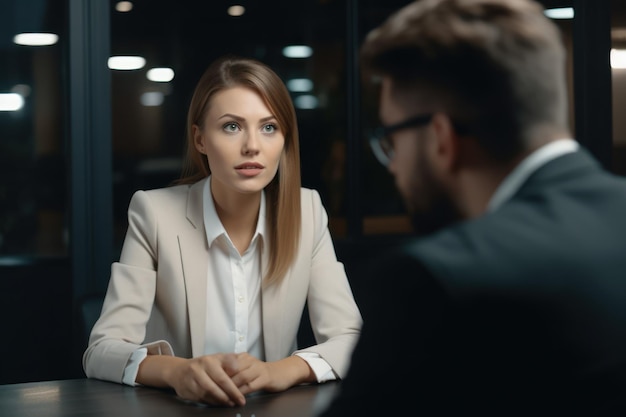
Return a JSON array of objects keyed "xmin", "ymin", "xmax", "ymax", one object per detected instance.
[
  {"xmin": 223, "ymin": 122, "xmax": 239, "ymax": 132},
  {"xmin": 262, "ymin": 123, "xmax": 277, "ymax": 134}
]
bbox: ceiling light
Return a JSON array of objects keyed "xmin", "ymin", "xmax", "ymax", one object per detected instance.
[
  {"xmin": 108, "ymin": 56, "xmax": 146, "ymax": 70},
  {"xmin": 0, "ymin": 93, "xmax": 25, "ymax": 111},
  {"xmin": 294, "ymin": 95, "xmax": 318, "ymax": 110},
  {"xmin": 544, "ymin": 7, "xmax": 574, "ymax": 19},
  {"xmin": 147, "ymin": 67, "xmax": 175, "ymax": 82},
  {"xmin": 115, "ymin": 1, "xmax": 133, "ymax": 12},
  {"xmin": 611, "ymin": 49, "xmax": 626, "ymax": 69},
  {"xmin": 228, "ymin": 5, "xmax": 245, "ymax": 16},
  {"xmin": 13, "ymin": 33, "xmax": 59, "ymax": 46},
  {"xmin": 282, "ymin": 45, "xmax": 313, "ymax": 58},
  {"xmin": 141, "ymin": 92, "xmax": 164, "ymax": 107},
  {"xmin": 287, "ymin": 79, "xmax": 314, "ymax": 92}
]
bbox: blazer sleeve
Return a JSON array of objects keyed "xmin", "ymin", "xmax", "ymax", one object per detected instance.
[
  {"xmin": 82, "ymin": 190, "xmax": 174, "ymax": 383},
  {"xmin": 293, "ymin": 189, "xmax": 363, "ymax": 379}
]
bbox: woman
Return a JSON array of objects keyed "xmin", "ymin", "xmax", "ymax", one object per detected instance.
[{"xmin": 83, "ymin": 56, "xmax": 362, "ymax": 407}]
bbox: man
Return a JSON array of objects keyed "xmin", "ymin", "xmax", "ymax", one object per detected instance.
[{"xmin": 318, "ymin": 0, "xmax": 626, "ymax": 415}]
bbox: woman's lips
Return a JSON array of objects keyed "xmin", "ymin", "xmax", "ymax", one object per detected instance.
[{"xmin": 235, "ymin": 162, "xmax": 264, "ymax": 177}]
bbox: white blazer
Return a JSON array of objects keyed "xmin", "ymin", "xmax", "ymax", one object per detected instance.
[{"xmin": 83, "ymin": 178, "xmax": 362, "ymax": 384}]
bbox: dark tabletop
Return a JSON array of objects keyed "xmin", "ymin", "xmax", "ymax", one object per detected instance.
[{"xmin": 0, "ymin": 378, "xmax": 340, "ymax": 417}]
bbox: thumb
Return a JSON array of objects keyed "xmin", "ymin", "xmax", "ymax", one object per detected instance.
[{"xmin": 222, "ymin": 353, "xmax": 239, "ymax": 376}]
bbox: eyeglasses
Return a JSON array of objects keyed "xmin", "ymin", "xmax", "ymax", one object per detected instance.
[{"xmin": 368, "ymin": 114, "xmax": 433, "ymax": 167}]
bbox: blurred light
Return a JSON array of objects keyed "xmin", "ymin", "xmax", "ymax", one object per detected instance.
[
  {"xmin": 544, "ymin": 7, "xmax": 574, "ymax": 19},
  {"xmin": 611, "ymin": 49, "xmax": 626, "ymax": 69},
  {"xmin": 0, "ymin": 256, "xmax": 33, "ymax": 266},
  {"xmin": 108, "ymin": 56, "xmax": 146, "ymax": 70},
  {"xmin": 287, "ymin": 78, "xmax": 314, "ymax": 92},
  {"xmin": 13, "ymin": 33, "xmax": 58, "ymax": 46},
  {"xmin": 141, "ymin": 92, "xmax": 164, "ymax": 106},
  {"xmin": 11, "ymin": 84, "xmax": 31, "ymax": 98},
  {"xmin": 147, "ymin": 67, "xmax": 175, "ymax": 82},
  {"xmin": 0, "ymin": 93, "xmax": 25, "ymax": 111},
  {"xmin": 283, "ymin": 45, "xmax": 313, "ymax": 58},
  {"xmin": 116, "ymin": 1, "xmax": 133, "ymax": 12},
  {"xmin": 294, "ymin": 95, "xmax": 318, "ymax": 110},
  {"xmin": 228, "ymin": 5, "xmax": 245, "ymax": 16}
]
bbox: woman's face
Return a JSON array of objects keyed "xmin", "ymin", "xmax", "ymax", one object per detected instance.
[{"xmin": 193, "ymin": 86, "xmax": 285, "ymax": 199}]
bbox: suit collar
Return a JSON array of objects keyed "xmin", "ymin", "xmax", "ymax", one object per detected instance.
[
  {"xmin": 186, "ymin": 178, "xmax": 206, "ymax": 230},
  {"xmin": 201, "ymin": 176, "xmax": 268, "ymax": 248},
  {"xmin": 491, "ymin": 146, "xmax": 602, "ymax": 212},
  {"xmin": 488, "ymin": 139, "xmax": 579, "ymax": 212},
  {"xmin": 517, "ymin": 146, "xmax": 602, "ymax": 192}
]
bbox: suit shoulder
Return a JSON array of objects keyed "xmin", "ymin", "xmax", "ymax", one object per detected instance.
[
  {"xmin": 129, "ymin": 184, "xmax": 191, "ymax": 211},
  {"xmin": 299, "ymin": 187, "xmax": 324, "ymax": 213},
  {"xmin": 140, "ymin": 183, "xmax": 190, "ymax": 198},
  {"xmin": 299, "ymin": 187, "xmax": 320, "ymax": 202}
]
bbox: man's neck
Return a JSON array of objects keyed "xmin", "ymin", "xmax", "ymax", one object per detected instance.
[{"xmin": 454, "ymin": 159, "xmax": 520, "ymax": 219}]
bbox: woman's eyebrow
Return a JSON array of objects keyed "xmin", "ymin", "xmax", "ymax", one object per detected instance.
[
  {"xmin": 217, "ymin": 113, "xmax": 277, "ymax": 123},
  {"xmin": 218, "ymin": 113, "xmax": 244, "ymax": 121}
]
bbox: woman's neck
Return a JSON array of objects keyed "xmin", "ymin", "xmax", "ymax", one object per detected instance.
[{"xmin": 211, "ymin": 185, "xmax": 262, "ymax": 255}]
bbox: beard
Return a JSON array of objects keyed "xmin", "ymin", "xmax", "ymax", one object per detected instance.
[
  {"xmin": 403, "ymin": 150, "xmax": 463, "ymax": 237},
  {"xmin": 409, "ymin": 191, "xmax": 462, "ymax": 237}
]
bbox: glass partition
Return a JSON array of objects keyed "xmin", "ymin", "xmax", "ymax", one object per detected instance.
[
  {"xmin": 109, "ymin": 0, "xmax": 349, "ymax": 248},
  {"xmin": 612, "ymin": 0, "xmax": 626, "ymax": 175},
  {"xmin": 0, "ymin": 0, "xmax": 68, "ymax": 257},
  {"xmin": 0, "ymin": 0, "xmax": 72, "ymax": 384}
]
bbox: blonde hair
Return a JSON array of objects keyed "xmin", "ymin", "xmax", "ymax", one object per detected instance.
[{"xmin": 177, "ymin": 56, "xmax": 301, "ymax": 286}]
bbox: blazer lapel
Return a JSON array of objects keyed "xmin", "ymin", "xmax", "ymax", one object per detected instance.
[
  {"xmin": 179, "ymin": 179, "xmax": 209, "ymax": 357},
  {"xmin": 261, "ymin": 241, "xmax": 290, "ymax": 361}
]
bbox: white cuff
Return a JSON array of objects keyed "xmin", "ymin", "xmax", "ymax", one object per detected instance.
[
  {"xmin": 295, "ymin": 352, "xmax": 337, "ymax": 383},
  {"xmin": 122, "ymin": 348, "xmax": 147, "ymax": 386}
]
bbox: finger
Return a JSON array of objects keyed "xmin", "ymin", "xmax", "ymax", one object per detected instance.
[
  {"xmin": 231, "ymin": 366, "xmax": 263, "ymax": 395},
  {"xmin": 202, "ymin": 363, "xmax": 246, "ymax": 406},
  {"xmin": 192, "ymin": 372, "xmax": 239, "ymax": 407},
  {"xmin": 236, "ymin": 377, "xmax": 259, "ymax": 396}
]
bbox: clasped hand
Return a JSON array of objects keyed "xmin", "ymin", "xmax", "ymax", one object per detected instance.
[{"xmin": 168, "ymin": 352, "xmax": 295, "ymax": 407}]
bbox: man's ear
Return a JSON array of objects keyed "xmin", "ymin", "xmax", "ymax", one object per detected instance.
[
  {"xmin": 192, "ymin": 125, "xmax": 206, "ymax": 154},
  {"xmin": 430, "ymin": 112, "xmax": 461, "ymax": 173}
]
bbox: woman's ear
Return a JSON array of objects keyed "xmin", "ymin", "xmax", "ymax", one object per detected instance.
[
  {"xmin": 193, "ymin": 124, "xmax": 206, "ymax": 154},
  {"xmin": 430, "ymin": 112, "xmax": 461, "ymax": 173}
]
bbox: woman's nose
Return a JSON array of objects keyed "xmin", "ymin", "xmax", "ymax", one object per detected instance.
[{"xmin": 242, "ymin": 132, "xmax": 260, "ymax": 155}]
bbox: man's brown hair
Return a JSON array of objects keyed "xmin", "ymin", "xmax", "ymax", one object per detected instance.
[{"xmin": 361, "ymin": 0, "xmax": 569, "ymax": 159}]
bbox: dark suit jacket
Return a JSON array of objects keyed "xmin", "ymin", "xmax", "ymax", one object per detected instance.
[{"xmin": 319, "ymin": 149, "xmax": 626, "ymax": 416}]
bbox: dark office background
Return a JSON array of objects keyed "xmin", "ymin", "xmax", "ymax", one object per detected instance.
[{"xmin": 0, "ymin": 0, "xmax": 622, "ymax": 384}]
